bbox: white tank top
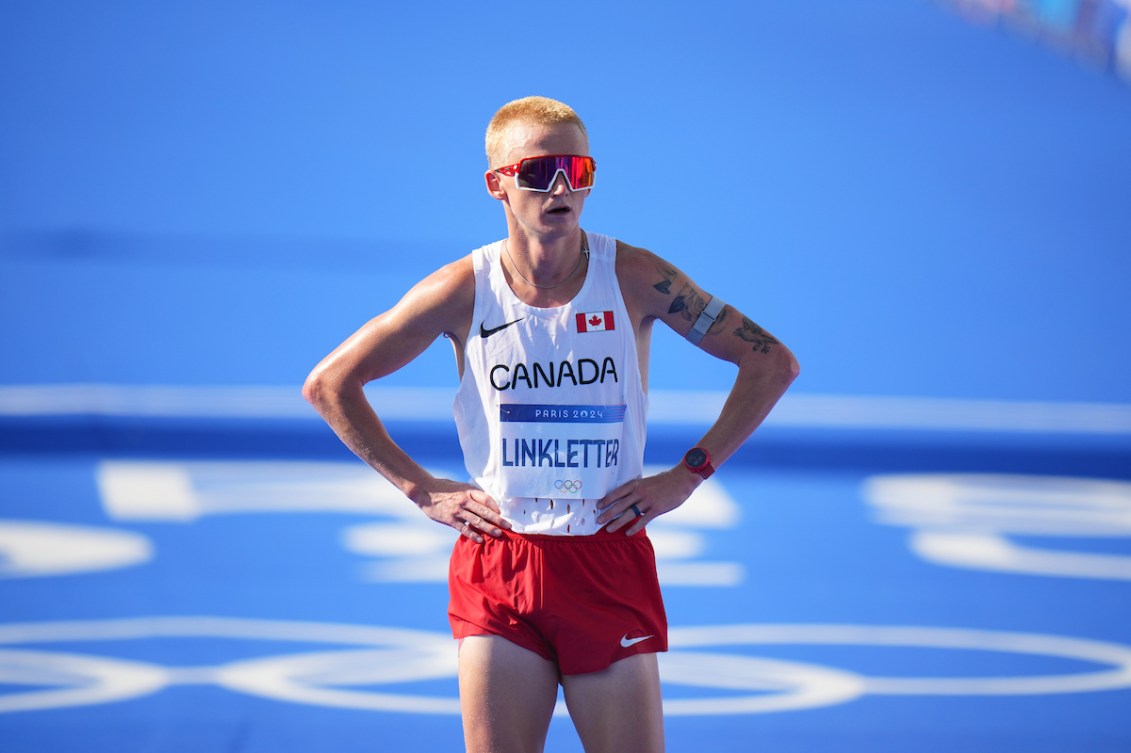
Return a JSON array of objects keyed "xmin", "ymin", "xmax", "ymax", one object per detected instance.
[{"xmin": 453, "ymin": 232, "xmax": 647, "ymax": 535}]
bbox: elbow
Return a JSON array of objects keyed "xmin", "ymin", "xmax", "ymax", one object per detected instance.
[
  {"xmin": 777, "ymin": 346, "xmax": 800, "ymax": 395},
  {"xmin": 303, "ymin": 362, "xmax": 367, "ymax": 414},
  {"xmin": 781, "ymin": 346, "xmax": 800, "ymax": 386},
  {"xmin": 744, "ymin": 344, "xmax": 799, "ymax": 392},
  {"xmin": 302, "ymin": 366, "xmax": 335, "ymax": 412},
  {"xmin": 302, "ymin": 370, "xmax": 323, "ymax": 409}
]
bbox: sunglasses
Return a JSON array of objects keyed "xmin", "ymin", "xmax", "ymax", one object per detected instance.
[{"xmin": 494, "ymin": 154, "xmax": 597, "ymax": 192}]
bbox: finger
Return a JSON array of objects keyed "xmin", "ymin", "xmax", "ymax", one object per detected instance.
[
  {"xmin": 465, "ymin": 493, "xmax": 511, "ymax": 533},
  {"xmin": 597, "ymin": 488, "xmax": 641, "ymax": 527},
  {"xmin": 607, "ymin": 513, "xmax": 645, "ymax": 534},
  {"xmin": 468, "ymin": 489, "xmax": 504, "ymax": 515},
  {"xmin": 471, "ymin": 512, "xmax": 507, "ymax": 539},
  {"xmin": 485, "ymin": 516, "xmax": 511, "ymax": 534},
  {"xmin": 599, "ymin": 502, "xmax": 628, "ymax": 528},
  {"xmin": 624, "ymin": 501, "xmax": 654, "ymax": 534},
  {"xmin": 459, "ymin": 510, "xmax": 507, "ymax": 541},
  {"xmin": 602, "ymin": 502, "xmax": 640, "ymax": 533},
  {"xmin": 468, "ymin": 503, "xmax": 512, "ymax": 532},
  {"xmin": 623, "ymin": 518, "xmax": 647, "ymax": 536},
  {"xmin": 597, "ymin": 479, "xmax": 637, "ymax": 509},
  {"xmin": 597, "ymin": 480, "xmax": 634, "ymax": 511},
  {"xmin": 458, "ymin": 518, "xmax": 487, "ymax": 544}
]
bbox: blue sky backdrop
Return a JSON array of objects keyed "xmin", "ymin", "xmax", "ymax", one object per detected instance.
[{"xmin": 2, "ymin": 1, "xmax": 1129, "ymax": 403}]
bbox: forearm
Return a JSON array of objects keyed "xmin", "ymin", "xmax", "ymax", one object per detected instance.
[
  {"xmin": 690, "ymin": 345, "xmax": 799, "ymax": 469},
  {"xmin": 598, "ymin": 346, "xmax": 797, "ymax": 534},
  {"xmin": 303, "ymin": 376, "xmax": 436, "ymax": 506}
]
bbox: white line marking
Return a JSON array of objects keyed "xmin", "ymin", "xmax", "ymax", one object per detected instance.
[
  {"xmin": 2, "ymin": 384, "xmax": 1131, "ymax": 434},
  {"xmin": 4, "ymin": 618, "xmax": 1129, "ymax": 715},
  {"xmin": 865, "ymin": 473, "xmax": 1131, "ymax": 581},
  {"xmin": 0, "ymin": 521, "xmax": 153, "ymax": 578}
]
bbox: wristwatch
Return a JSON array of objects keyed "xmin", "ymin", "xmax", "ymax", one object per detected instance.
[{"xmin": 683, "ymin": 447, "xmax": 715, "ymax": 479}]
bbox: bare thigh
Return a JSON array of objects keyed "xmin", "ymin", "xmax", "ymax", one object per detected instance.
[
  {"xmin": 560, "ymin": 652, "xmax": 665, "ymax": 753},
  {"xmin": 457, "ymin": 635, "xmax": 560, "ymax": 753}
]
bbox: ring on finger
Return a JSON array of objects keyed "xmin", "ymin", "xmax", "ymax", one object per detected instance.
[{"xmin": 630, "ymin": 503, "xmax": 645, "ymax": 518}]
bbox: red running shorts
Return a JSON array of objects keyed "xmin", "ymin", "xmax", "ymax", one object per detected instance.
[{"xmin": 448, "ymin": 527, "xmax": 669, "ymax": 676}]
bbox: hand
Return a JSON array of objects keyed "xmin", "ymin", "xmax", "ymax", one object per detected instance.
[
  {"xmin": 596, "ymin": 467, "xmax": 699, "ymax": 536},
  {"xmin": 414, "ymin": 479, "xmax": 511, "ymax": 544}
]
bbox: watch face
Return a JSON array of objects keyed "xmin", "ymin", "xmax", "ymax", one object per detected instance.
[{"xmin": 685, "ymin": 448, "xmax": 707, "ymax": 469}]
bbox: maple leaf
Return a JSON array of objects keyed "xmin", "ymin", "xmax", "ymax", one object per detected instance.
[{"xmin": 588, "ymin": 315, "xmax": 602, "ymax": 326}]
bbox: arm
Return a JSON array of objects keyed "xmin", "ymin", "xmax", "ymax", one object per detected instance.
[
  {"xmin": 598, "ymin": 243, "xmax": 800, "ymax": 534},
  {"xmin": 302, "ymin": 257, "xmax": 510, "ymax": 543}
]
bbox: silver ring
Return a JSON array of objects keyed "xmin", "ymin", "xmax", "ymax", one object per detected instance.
[
  {"xmin": 462, "ymin": 521, "xmax": 470, "ymax": 534},
  {"xmin": 630, "ymin": 504, "xmax": 644, "ymax": 518}
]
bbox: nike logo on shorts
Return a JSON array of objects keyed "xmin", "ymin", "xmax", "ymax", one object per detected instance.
[
  {"xmin": 620, "ymin": 633, "xmax": 654, "ymax": 648},
  {"xmin": 480, "ymin": 318, "xmax": 524, "ymax": 338}
]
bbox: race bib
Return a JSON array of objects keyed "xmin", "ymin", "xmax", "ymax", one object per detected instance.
[{"xmin": 497, "ymin": 403, "xmax": 625, "ymax": 499}]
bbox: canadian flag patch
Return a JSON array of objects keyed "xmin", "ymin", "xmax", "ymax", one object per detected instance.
[{"xmin": 576, "ymin": 310, "xmax": 615, "ymax": 332}]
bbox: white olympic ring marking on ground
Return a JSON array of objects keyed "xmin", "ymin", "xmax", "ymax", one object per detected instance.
[
  {"xmin": 0, "ymin": 520, "xmax": 152, "ymax": 579},
  {"xmin": 2, "ymin": 618, "xmax": 1131, "ymax": 716},
  {"xmin": 0, "ymin": 617, "xmax": 451, "ymax": 714},
  {"xmin": 0, "ymin": 649, "xmax": 167, "ymax": 713},
  {"xmin": 657, "ymin": 651, "xmax": 864, "ymax": 714},
  {"xmin": 864, "ymin": 473, "xmax": 1131, "ymax": 580},
  {"xmin": 669, "ymin": 624, "xmax": 1131, "ymax": 698},
  {"xmin": 94, "ymin": 459, "xmax": 746, "ymax": 587}
]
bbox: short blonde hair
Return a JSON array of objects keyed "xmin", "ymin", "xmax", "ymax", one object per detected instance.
[{"xmin": 485, "ymin": 96, "xmax": 588, "ymax": 167}]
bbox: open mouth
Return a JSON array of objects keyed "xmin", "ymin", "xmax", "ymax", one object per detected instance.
[{"xmin": 547, "ymin": 206, "xmax": 571, "ymax": 215}]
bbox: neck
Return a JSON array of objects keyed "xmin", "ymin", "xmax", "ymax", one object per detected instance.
[
  {"xmin": 508, "ymin": 227, "xmax": 584, "ymax": 261},
  {"xmin": 503, "ymin": 229, "xmax": 588, "ymax": 291}
]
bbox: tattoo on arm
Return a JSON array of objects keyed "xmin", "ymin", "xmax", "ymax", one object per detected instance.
[
  {"xmin": 652, "ymin": 262, "xmax": 677, "ymax": 296},
  {"xmin": 646, "ymin": 255, "xmax": 780, "ymax": 355},
  {"xmin": 649, "ymin": 258, "xmax": 723, "ymax": 336},
  {"xmin": 668, "ymin": 284, "xmax": 708, "ymax": 321},
  {"xmin": 734, "ymin": 316, "xmax": 780, "ymax": 354}
]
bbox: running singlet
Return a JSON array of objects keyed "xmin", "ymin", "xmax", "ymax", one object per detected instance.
[{"xmin": 453, "ymin": 232, "xmax": 647, "ymax": 535}]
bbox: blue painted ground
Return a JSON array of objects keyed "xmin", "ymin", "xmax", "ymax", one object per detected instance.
[
  {"xmin": 1, "ymin": 441, "xmax": 1129, "ymax": 752},
  {"xmin": 2, "ymin": 2, "xmax": 1131, "ymax": 751}
]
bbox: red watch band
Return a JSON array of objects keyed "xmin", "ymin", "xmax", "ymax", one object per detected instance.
[{"xmin": 684, "ymin": 447, "xmax": 714, "ymax": 479}]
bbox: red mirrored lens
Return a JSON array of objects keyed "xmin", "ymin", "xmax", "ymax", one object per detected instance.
[{"xmin": 515, "ymin": 155, "xmax": 595, "ymax": 191}]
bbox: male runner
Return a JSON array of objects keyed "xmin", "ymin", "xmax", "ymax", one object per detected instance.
[{"xmin": 303, "ymin": 96, "xmax": 798, "ymax": 753}]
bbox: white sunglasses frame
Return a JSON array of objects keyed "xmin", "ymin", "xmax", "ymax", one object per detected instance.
[{"xmin": 495, "ymin": 155, "xmax": 597, "ymax": 193}]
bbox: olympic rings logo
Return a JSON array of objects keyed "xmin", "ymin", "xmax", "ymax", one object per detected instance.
[
  {"xmin": 554, "ymin": 479, "xmax": 582, "ymax": 493},
  {"xmin": 2, "ymin": 617, "xmax": 1131, "ymax": 716}
]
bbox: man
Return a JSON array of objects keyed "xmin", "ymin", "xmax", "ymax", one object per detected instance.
[{"xmin": 303, "ymin": 96, "xmax": 798, "ymax": 753}]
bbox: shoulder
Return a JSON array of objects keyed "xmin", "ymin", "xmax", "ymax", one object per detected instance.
[
  {"xmin": 411, "ymin": 254, "xmax": 475, "ymax": 304},
  {"xmin": 614, "ymin": 240, "xmax": 668, "ymax": 286},
  {"xmin": 392, "ymin": 253, "xmax": 475, "ymax": 337},
  {"xmin": 614, "ymin": 240, "xmax": 687, "ymax": 319}
]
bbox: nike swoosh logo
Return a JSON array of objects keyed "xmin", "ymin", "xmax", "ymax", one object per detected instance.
[
  {"xmin": 479, "ymin": 317, "xmax": 524, "ymax": 338},
  {"xmin": 620, "ymin": 634, "xmax": 654, "ymax": 648}
]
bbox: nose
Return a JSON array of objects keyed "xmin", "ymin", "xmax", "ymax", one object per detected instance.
[{"xmin": 549, "ymin": 169, "xmax": 572, "ymax": 195}]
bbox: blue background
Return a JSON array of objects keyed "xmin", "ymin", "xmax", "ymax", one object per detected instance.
[
  {"xmin": 2, "ymin": 2, "xmax": 1130, "ymax": 751},
  {"xmin": 2, "ymin": 0, "xmax": 1129, "ymax": 401}
]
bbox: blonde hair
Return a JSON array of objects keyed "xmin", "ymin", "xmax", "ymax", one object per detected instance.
[{"xmin": 485, "ymin": 96, "xmax": 588, "ymax": 167}]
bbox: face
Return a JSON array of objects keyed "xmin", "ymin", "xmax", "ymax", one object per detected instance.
[{"xmin": 485, "ymin": 120, "xmax": 591, "ymax": 240}]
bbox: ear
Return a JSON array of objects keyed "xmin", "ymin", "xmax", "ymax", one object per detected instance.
[{"xmin": 484, "ymin": 169, "xmax": 507, "ymax": 200}]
